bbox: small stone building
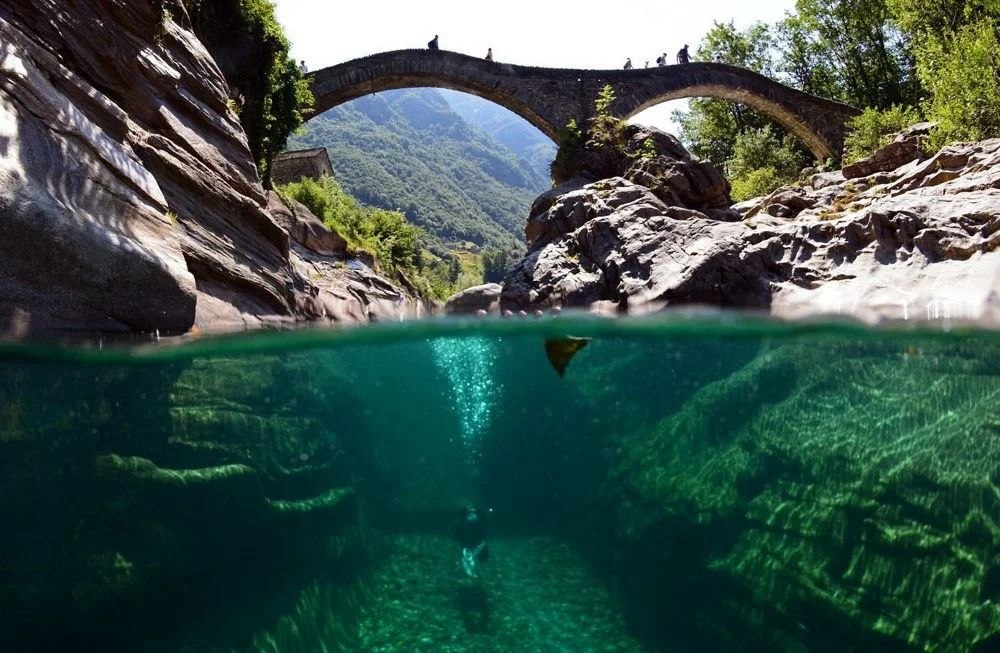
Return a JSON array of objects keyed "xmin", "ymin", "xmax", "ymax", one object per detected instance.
[{"xmin": 271, "ymin": 147, "xmax": 333, "ymax": 185}]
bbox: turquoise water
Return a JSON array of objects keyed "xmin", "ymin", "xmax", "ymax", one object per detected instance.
[{"xmin": 0, "ymin": 314, "xmax": 997, "ymax": 652}]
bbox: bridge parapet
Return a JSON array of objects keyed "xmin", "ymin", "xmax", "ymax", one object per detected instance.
[{"xmin": 309, "ymin": 50, "xmax": 860, "ymax": 161}]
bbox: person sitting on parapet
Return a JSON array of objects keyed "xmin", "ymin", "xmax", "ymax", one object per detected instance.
[
  {"xmin": 428, "ymin": 34, "xmax": 439, "ymax": 50},
  {"xmin": 676, "ymin": 44, "xmax": 690, "ymax": 64},
  {"xmin": 299, "ymin": 60, "xmax": 308, "ymax": 75},
  {"xmin": 485, "ymin": 47, "xmax": 493, "ymax": 61},
  {"xmin": 657, "ymin": 53, "xmax": 667, "ymax": 67},
  {"xmin": 623, "ymin": 57, "xmax": 633, "ymax": 70}
]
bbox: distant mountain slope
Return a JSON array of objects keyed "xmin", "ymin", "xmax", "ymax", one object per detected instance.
[
  {"xmin": 438, "ymin": 89, "xmax": 557, "ymax": 183},
  {"xmin": 289, "ymin": 88, "xmax": 554, "ymax": 251}
]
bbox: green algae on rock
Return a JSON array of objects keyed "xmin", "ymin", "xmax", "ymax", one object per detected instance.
[{"xmin": 606, "ymin": 340, "xmax": 1000, "ymax": 651}]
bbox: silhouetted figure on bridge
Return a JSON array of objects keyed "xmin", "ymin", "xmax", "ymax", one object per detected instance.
[
  {"xmin": 677, "ymin": 45, "xmax": 690, "ymax": 64},
  {"xmin": 485, "ymin": 47, "xmax": 493, "ymax": 62},
  {"xmin": 656, "ymin": 53, "xmax": 666, "ymax": 67},
  {"xmin": 299, "ymin": 60, "xmax": 308, "ymax": 75},
  {"xmin": 428, "ymin": 35, "xmax": 439, "ymax": 50},
  {"xmin": 623, "ymin": 57, "xmax": 633, "ymax": 70}
]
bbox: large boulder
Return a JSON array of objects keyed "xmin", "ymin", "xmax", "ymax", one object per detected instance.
[
  {"xmin": 502, "ymin": 177, "xmax": 767, "ymax": 312},
  {"xmin": 0, "ymin": 0, "xmax": 416, "ymax": 335},
  {"xmin": 555, "ymin": 124, "xmax": 731, "ymax": 211},
  {"xmin": 504, "ymin": 137, "xmax": 1000, "ymax": 324},
  {"xmin": 842, "ymin": 121, "xmax": 934, "ymax": 179},
  {"xmin": 444, "ymin": 283, "xmax": 502, "ymax": 314}
]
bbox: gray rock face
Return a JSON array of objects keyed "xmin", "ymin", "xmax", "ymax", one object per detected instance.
[
  {"xmin": 267, "ymin": 192, "xmax": 347, "ymax": 257},
  {"xmin": 0, "ymin": 0, "xmax": 415, "ymax": 335},
  {"xmin": 445, "ymin": 283, "xmax": 502, "ymax": 314},
  {"xmin": 503, "ymin": 177, "xmax": 768, "ymax": 312},
  {"xmin": 503, "ymin": 139, "xmax": 1000, "ymax": 324},
  {"xmin": 556, "ymin": 124, "xmax": 731, "ymax": 212},
  {"xmin": 842, "ymin": 121, "xmax": 934, "ymax": 179}
]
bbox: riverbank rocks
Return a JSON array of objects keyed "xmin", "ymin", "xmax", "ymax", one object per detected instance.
[
  {"xmin": 556, "ymin": 124, "xmax": 731, "ymax": 212},
  {"xmin": 503, "ymin": 134, "xmax": 1000, "ymax": 324},
  {"xmin": 445, "ymin": 283, "xmax": 502, "ymax": 314},
  {"xmin": 0, "ymin": 0, "xmax": 417, "ymax": 336},
  {"xmin": 842, "ymin": 121, "xmax": 935, "ymax": 179}
]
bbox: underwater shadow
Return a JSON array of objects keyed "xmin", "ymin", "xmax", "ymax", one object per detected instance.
[{"xmin": 455, "ymin": 583, "xmax": 492, "ymax": 634}]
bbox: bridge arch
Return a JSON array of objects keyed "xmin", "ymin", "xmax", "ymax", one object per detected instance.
[{"xmin": 309, "ymin": 50, "xmax": 860, "ymax": 162}]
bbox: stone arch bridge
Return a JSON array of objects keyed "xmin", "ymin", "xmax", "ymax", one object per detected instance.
[{"xmin": 309, "ymin": 50, "xmax": 860, "ymax": 162}]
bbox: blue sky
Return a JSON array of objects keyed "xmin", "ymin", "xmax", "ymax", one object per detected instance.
[{"xmin": 271, "ymin": 0, "xmax": 796, "ymax": 132}]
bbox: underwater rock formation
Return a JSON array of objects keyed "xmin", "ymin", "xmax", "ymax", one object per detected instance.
[
  {"xmin": 603, "ymin": 341, "xmax": 1000, "ymax": 651},
  {"xmin": 502, "ymin": 136, "xmax": 1000, "ymax": 323},
  {"xmin": 0, "ymin": 0, "xmax": 417, "ymax": 335},
  {"xmin": 0, "ymin": 354, "xmax": 377, "ymax": 651}
]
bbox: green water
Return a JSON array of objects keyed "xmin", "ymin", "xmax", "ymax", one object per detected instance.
[{"xmin": 0, "ymin": 315, "xmax": 997, "ymax": 652}]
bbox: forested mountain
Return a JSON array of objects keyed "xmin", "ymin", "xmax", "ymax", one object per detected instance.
[
  {"xmin": 438, "ymin": 89, "xmax": 557, "ymax": 183},
  {"xmin": 289, "ymin": 88, "xmax": 555, "ymax": 251}
]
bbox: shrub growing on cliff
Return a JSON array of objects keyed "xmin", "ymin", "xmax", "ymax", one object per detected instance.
[
  {"xmin": 278, "ymin": 176, "xmax": 421, "ymax": 272},
  {"xmin": 727, "ymin": 126, "xmax": 810, "ymax": 201},
  {"xmin": 551, "ymin": 118, "xmax": 584, "ymax": 184},
  {"xmin": 551, "ymin": 85, "xmax": 629, "ymax": 183},
  {"xmin": 278, "ymin": 176, "xmax": 485, "ymax": 301},
  {"xmin": 843, "ymin": 105, "xmax": 923, "ymax": 164},
  {"xmin": 186, "ymin": 0, "xmax": 314, "ymax": 186}
]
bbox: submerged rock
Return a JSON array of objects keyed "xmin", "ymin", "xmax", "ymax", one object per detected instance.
[{"xmin": 604, "ymin": 341, "xmax": 1000, "ymax": 651}]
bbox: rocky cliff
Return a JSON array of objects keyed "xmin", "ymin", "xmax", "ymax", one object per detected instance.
[
  {"xmin": 0, "ymin": 0, "xmax": 418, "ymax": 336},
  {"xmin": 493, "ymin": 125, "xmax": 1000, "ymax": 325}
]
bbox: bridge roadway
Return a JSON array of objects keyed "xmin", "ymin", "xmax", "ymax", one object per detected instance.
[{"xmin": 309, "ymin": 49, "xmax": 860, "ymax": 162}]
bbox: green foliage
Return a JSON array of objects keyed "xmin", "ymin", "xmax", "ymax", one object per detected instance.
[
  {"xmin": 187, "ymin": 0, "xmax": 314, "ymax": 186},
  {"xmin": 672, "ymin": 22, "xmax": 796, "ymax": 170},
  {"xmin": 730, "ymin": 167, "xmax": 787, "ymax": 202},
  {"xmin": 290, "ymin": 89, "xmax": 548, "ymax": 251},
  {"xmin": 727, "ymin": 126, "xmax": 811, "ymax": 201},
  {"xmin": 409, "ymin": 248, "xmax": 487, "ymax": 299},
  {"xmin": 917, "ymin": 21, "xmax": 1000, "ymax": 148},
  {"xmin": 672, "ymin": 1, "xmax": 930, "ymax": 200},
  {"xmin": 791, "ymin": 0, "xmax": 921, "ymax": 108},
  {"xmin": 884, "ymin": 0, "xmax": 1000, "ymax": 148},
  {"xmin": 843, "ymin": 105, "xmax": 923, "ymax": 163},
  {"xmin": 277, "ymin": 176, "xmax": 421, "ymax": 273},
  {"xmin": 277, "ymin": 176, "xmax": 496, "ymax": 301},
  {"xmin": 482, "ymin": 247, "xmax": 523, "ymax": 283},
  {"xmin": 552, "ymin": 86, "xmax": 632, "ymax": 183},
  {"xmin": 635, "ymin": 137, "xmax": 658, "ymax": 162},
  {"xmin": 590, "ymin": 85, "xmax": 628, "ymax": 149},
  {"xmin": 594, "ymin": 85, "xmax": 616, "ymax": 116},
  {"xmin": 552, "ymin": 118, "xmax": 584, "ymax": 183}
]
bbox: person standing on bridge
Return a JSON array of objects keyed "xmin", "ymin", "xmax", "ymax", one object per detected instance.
[
  {"xmin": 623, "ymin": 57, "xmax": 633, "ymax": 70},
  {"xmin": 428, "ymin": 34, "xmax": 439, "ymax": 50},
  {"xmin": 657, "ymin": 53, "xmax": 667, "ymax": 67},
  {"xmin": 299, "ymin": 60, "xmax": 308, "ymax": 75},
  {"xmin": 676, "ymin": 44, "xmax": 690, "ymax": 64},
  {"xmin": 485, "ymin": 47, "xmax": 493, "ymax": 62}
]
